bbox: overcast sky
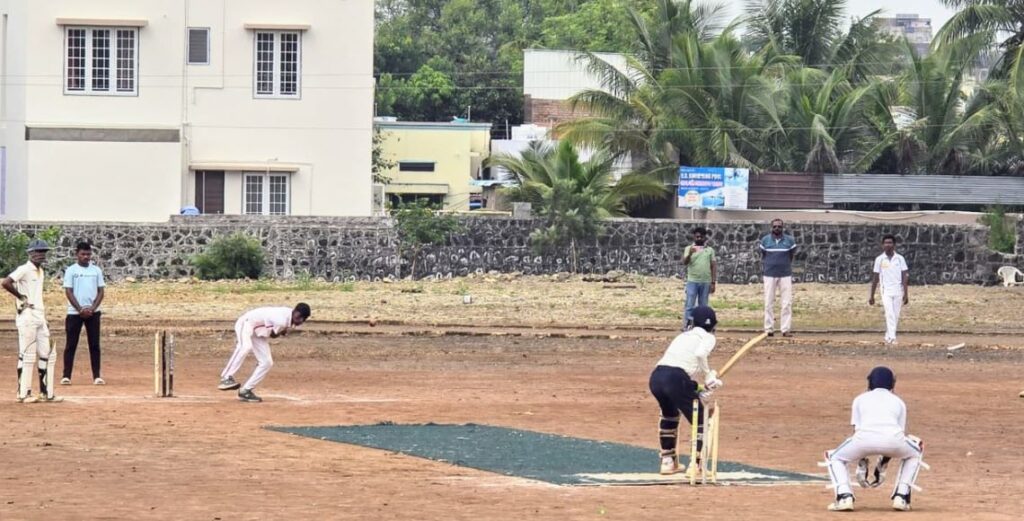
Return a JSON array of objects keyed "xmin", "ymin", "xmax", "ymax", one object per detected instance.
[{"xmin": 726, "ymin": 0, "xmax": 958, "ymax": 32}]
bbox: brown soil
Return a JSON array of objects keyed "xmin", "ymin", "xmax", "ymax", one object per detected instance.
[{"xmin": 2, "ymin": 332, "xmax": 1022, "ymax": 520}]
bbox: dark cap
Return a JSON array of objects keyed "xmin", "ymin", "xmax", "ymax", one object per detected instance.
[
  {"xmin": 867, "ymin": 366, "xmax": 896, "ymax": 390},
  {"xmin": 692, "ymin": 306, "xmax": 717, "ymax": 332}
]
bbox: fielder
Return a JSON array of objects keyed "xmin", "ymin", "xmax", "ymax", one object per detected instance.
[
  {"xmin": 869, "ymin": 234, "xmax": 909, "ymax": 345},
  {"xmin": 823, "ymin": 367, "xmax": 924, "ymax": 512},
  {"xmin": 648, "ymin": 306, "xmax": 723, "ymax": 475},
  {"xmin": 217, "ymin": 303, "xmax": 311, "ymax": 402},
  {"xmin": 2, "ymin": 239, "xmax": 61, "ymax": 403}
]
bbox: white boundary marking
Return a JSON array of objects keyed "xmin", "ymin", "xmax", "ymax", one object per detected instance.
[{"xmin": 60, "ymin": 393, "xmax": 404, "ymax": 405}]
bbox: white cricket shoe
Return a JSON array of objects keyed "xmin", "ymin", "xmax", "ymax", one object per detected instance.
[
  {"xmin": 659, "ymin": 456, "xmax": 679, "ymax": 475},
  {"xmin": 683, "ymin": 460, "xmax": 702, "ymax": 480},
  {"xmin": 60, "ymin": 377, "xmax": 71, "ymax": 385},
  {"xmin": 827, "ymin": 494, "xmax": 855, "ymax": 512},
  {"xmin": 93, "ymin": 377, "xmax": 106, "ymax": 385},
  {"xmin": 892, "ymin": 494, "xmax": 911, "ymax": 511}
]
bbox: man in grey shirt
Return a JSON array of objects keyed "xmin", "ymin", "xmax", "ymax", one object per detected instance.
[{"xmin": 759, "ymin": 219, "xmax": 797, "ymax": 336}]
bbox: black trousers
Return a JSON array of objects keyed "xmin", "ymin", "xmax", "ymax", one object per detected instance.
[
  {"xmin": 649, "ymin": 365, "xmax": 705, "ymax": 425},
  {"xmin": 63, "ymin": 312, "xmax": 102, "ymax": 379}
]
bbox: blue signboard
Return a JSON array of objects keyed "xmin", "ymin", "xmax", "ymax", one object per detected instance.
[{"xmin": 677, "ymin": 166, "xmax": 749, "ymax": 209}]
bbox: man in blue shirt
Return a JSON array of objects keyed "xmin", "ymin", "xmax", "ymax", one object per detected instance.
[
  {"xmin": 62, "ymin": 242, "xmax": 106, "ymax": 385},
  {"xmin": 759, "ymin": 219, "xmax": 797, "ymax": 337}
]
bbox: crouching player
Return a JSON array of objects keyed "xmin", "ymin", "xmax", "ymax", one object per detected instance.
[
  {"xmin": 217, "ymin": 303, "xmax": 311, "ymax": 402},
  {"xmin": 824, "ymin": 367, "xmax": 925, "ymax": 512},
  {"xmin": 648, "ymin": 305, "xmax": 723, "ymax": 475}
]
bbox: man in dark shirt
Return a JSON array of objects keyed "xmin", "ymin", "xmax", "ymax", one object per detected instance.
[{"xmin": 759, "ymin": 219, "xmax": 797, "ymax": 337}]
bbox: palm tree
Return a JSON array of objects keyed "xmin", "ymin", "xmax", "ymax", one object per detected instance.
[
  {"xmin": 745, "ymin": 0, "xmax": 904, "ymax": 80},
  {"xmin": 937, "ymin": 0, "xmax": 1021, "ymax": 75},
  {"xmin": 864, "ymin": 35, "xmax": 998, "ymax": 175},
  {"xmin": 631, "ymin": 0, "xmax": 729, "ymax": 74},
  {"xmin": 489, "ymin": 141, "xmax": 667, "ymax": 271}
]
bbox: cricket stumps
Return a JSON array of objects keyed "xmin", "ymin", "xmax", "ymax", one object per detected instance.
[{"xmin": 154, "ymin": 331, "xmax": 174, "ymax": 397}]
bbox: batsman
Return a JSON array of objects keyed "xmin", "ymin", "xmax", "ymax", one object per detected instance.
[
  {"xmin": 648, "ymin": 306, "xmax": 723, "ymax": 475},
  {"xmin": 2, "ymin": 239, "xmax": 61, "ymax": 403}
]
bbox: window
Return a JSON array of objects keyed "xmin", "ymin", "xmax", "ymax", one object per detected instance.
[
  {"xmin": 187, "ymin": 28, "xmax": 210, "ymax": 65},
  {"xmin": 65, "ymin": 27, "xmax": 138, "ymax": 95},
  {"xmin": 253, "ymin": 31, "xmax": 301, "ymax": 98},
  {"xmin": 399, "ymin": 161, "xmax": 435, "ymax": 172},
  {"xmin": 243, "ymin": 173, "xmax": 290, "ymax": 215}
]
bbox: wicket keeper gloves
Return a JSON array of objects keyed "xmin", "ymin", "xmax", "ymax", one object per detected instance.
[{"xmin": 704, "ymin": 370, "xmax": 724, "ymax": 391}]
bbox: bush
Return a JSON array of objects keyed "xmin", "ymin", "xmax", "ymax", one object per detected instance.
[
  {"xmin": 0, "ymin": 227, "xmax": 61, "ymax": 276},
  {"xmin": 980, "ymin": 205, "xmax": 1016, "ymax": 254},
  {"xmin": 191, "ymin": 233, "xmax": 265, "ymax": 280},
  {"xmin": 393, "ymin": 200, "xmax": 462, "ymax": 278}
]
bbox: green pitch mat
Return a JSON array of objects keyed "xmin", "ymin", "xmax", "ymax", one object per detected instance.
[{"xmin": 267, "ymin": 423, "xmax": 822, "ymax": 486}]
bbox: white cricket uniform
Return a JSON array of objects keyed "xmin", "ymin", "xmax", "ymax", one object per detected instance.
[
  {"xmin": 9, "ymin": 261, "xmax": 51, "ymax": 397},
  {"xmin": 873, "ymin": 253, "xmax": 908, "ymax": 342},
  {"xmin": 220, "ymin": 307, "xmax": 295, "ymax": 391},
  {"xmin": 826, "ymin": 389, "xmax": 923, "ymax": 497},
  {"xmin": 656, "ymin": 328, "xmax": 716, "ymax": 380}
]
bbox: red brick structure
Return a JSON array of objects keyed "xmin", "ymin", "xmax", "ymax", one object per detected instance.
[{"xmin": 523, "ymin": 95, "xmax": 594, "ymax": 136}]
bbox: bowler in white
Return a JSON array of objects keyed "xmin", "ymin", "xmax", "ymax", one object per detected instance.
[{"xmin": 869, "ymin": 234, "xmax": 909, "ymax": 345}]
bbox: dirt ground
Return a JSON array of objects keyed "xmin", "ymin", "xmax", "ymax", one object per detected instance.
[{"xmin": 1, "ymin": 327, "xmax": 1022, "ymax": 520}]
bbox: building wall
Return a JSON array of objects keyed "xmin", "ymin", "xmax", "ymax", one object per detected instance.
[
  {"xmin": 2, "ymin": 216, "xmax": 1016, "ymax": 285},
  {"xmin": 0, "ymin": 0, "xmax": 373, "ymax": 221},
  {"xmin": 185, "ymin": 0, "xmax": 373, "ymax": 217},
  {"xmin": 523, "ymin": 49, "xmax": 629, "ymax": 101},
  {"xmin": 378, "ymin": 124, "xmax": 491, "ymax": 211}
]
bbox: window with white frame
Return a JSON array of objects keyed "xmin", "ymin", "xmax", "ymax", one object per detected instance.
[
  {"xmin": 243, "ymin": 173, "xmax": 290, "ymax": 215},
  {"xmin": 65, "ymin": 27, "xmax": 138, "ymax": 95},
  {"xmin": 253, "ymin": 31, "xmax": 301, "ymax": 98}
]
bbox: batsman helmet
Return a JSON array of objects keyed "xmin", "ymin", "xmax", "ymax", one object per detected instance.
[
  {"xmin": 691, "ymin": 305, "xmax": 717, "ymax": 332},
  {"xmin": 26, "ymin": 239, "xmax": 51, "ymax": 252},
  {"xmin": 867, "ymin": 366, "xmax": 896, "ymax": 390}
]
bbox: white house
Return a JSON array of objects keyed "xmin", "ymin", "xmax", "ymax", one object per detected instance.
[{"xmin": 0, "ymin": 0, "xmax": 373, "ymax": 222}]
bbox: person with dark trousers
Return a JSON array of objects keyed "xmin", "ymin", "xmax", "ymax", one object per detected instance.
[{"xmin": 62, "ymin": 242, "xmax": 106, "ymax": 385}]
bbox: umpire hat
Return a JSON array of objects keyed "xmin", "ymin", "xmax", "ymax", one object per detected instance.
[{"xmin": 26, "ymin": 239, "xmax": 51, "ymax": 252}]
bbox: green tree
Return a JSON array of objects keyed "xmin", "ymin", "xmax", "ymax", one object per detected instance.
[
  {"xmin": 392, "ymin": 200, "xmax": 463, "ymax": 278},
  {"xmin": 0, "ymin": 227, "xmax": 61, "ymax": 277},
  {"xmin": 490, "ymin": 141, "xmax": 666, "ymax": 270},
  {"xmin": 372, "ymin": 126, "xmax": 396, "ymax": 185},
  {"xmin": 937, "ymin": 0, "xmax": 1021, "ymax": 75},
  {"xmin": 862, "ymin": 36, "xmax": 997, "ymax": 175}
]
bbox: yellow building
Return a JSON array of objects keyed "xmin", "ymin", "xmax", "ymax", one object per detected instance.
[{"xmin": 375, "ymin": 120, "xmax": 492, "ymax": 211}]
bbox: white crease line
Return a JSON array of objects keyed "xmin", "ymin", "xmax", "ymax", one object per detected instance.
[{"xmin": 57, "ymin": 394, "xmax": 404, "ymax": 404}]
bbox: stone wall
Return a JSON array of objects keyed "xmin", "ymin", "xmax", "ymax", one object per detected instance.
[{"xmin": 0, "ymin": 215, "xmax": 1018, "ymax": 284}]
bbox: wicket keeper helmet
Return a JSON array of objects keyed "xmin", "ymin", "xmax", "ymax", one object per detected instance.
[
  {"xmin": 26, "ymin": 239, "xmax": 51, "ymax": 252},
  {"xmin": 691, "ymin": 305, "xmax": 717, "ymax": 332},
  {"xmin": 867, "ymin": 366, "xmax": 896, "ymax": 390}
]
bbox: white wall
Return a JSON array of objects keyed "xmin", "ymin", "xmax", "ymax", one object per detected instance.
[
  {"xmin": 186, "ymin": 0, "xmax": 373, "ymax": 216},
  {"xmin": 27, "ymin": 141, "xmax": 181, "ymax": 221},
  {"xmin": 0, "ymin": 0, "xmax": 373, "ymax": 221},
  {"xmin": 523, "ymin": 49, "xmax": 631, "ymax": 101}
]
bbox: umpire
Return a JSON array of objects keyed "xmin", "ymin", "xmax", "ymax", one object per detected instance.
[
  {"xmin": 61, "ymin": 242, "xmax": 106, "ymax": 385},
  {"xmin": 648, "ymin": 305, "xmax": 723, "ymax": 476}
]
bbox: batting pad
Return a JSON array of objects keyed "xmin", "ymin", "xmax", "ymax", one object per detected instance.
[{"xmin": 267, "ymin": 423, "xmax": 822, "ymax": 486}]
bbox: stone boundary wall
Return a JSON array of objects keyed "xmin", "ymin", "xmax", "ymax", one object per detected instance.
[{"xmin": 0, "ymin": 215, "xmax": 1018, "ymax": 284}]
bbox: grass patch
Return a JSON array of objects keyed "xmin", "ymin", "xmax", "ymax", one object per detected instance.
[
  {"xmin": 630, "ymin": 307, "xmax": 679, "ymax": 319},
  {"xmin": 712, "ymin": 298, "xmax": 761, "ymax": 311},
  {"xmin": 206, "ymin": 279, "xmax": 349, "ymax": 294}
]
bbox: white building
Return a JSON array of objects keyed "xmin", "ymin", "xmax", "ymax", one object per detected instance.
[
  {"xmin": 522, "ymin": 49, "xmax": 631, "ymax": 130},
  {"xmin": 0, "ymin": 0, "xmax": 373, "ymax": 222},
  {"xmin": 875, "ymin": 14, "xmax": 933, "ymax": 56}
]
